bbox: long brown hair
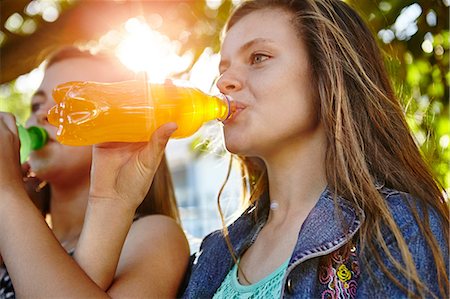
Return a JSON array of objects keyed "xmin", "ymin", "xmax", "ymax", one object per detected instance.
[
  {"xmin": 219, "ymin": 0, "xmax": 448, "ymax": 297},
  {"xmin": 29, "ymin": 46, "xmax": 180, "ymax": 223}
]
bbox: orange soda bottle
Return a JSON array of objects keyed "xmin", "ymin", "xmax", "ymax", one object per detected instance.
[{"xmin": 47, "ymin": 80, "xmax": 235, "ymax": 146}]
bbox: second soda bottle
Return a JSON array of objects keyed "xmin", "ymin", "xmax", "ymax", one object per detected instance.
[{"xmin": 48, "ymin": 80, "xmax": 235, "ymax": 146}]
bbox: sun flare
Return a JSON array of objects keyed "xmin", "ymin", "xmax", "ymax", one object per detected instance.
[{"xmin": 115, "ymin": 18, "xmax": 192, "ymax": 82}]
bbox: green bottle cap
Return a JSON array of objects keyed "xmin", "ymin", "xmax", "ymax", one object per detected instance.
[
  {"xmin": 18, "ymin": 125, "xmax": 49, "ymax": 163},
  {"xmin": 27, "ymin": 126, "xmax": 49, "ymax": 150}
]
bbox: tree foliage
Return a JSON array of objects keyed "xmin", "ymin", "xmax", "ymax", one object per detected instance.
[
  {"xmin": 346, "ymin": 0, "xmax": 449, "ymax": 190},
  {"xmin": 1, "ymin": 0, "xmax": 448, "ymax": 189}
]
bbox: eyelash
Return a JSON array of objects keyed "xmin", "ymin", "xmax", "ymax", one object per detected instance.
[{"xmin": 218, "ymin": 52, "xmax": 271, "ymax": 74}]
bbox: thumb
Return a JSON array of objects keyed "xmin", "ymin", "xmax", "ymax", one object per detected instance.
[{"xmin": 140, "ymin": 122, "xmax": 178, "ymax": 169}]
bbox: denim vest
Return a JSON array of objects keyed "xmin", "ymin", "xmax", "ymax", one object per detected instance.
[{"xmin": 181, "ymin": 187, "xmax": 448, "ymax": 298}]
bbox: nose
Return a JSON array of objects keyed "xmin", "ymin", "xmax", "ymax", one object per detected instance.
[
  {"xmin": 27, "ymin": 105, "xmax": 50, "ymax": 127},
  {"xmin": 35, "ymin": 104, "xmax": 51, "ymax": 125},
  {"xmin": 216, "ymin": 70, "xmax": 242, "ymax": 94},
  {"xmin": 36, "ymin": 111, "xmax": 49, "ymax": 125}
]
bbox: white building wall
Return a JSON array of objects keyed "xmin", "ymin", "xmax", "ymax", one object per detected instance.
[{"xmin": 166, "ymin": 133, "xmax": 242, "ymax": 252}]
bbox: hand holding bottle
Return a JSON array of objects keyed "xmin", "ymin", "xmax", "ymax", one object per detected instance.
[
  {"xmin": 0, "ymin": 113, "xmax": 49, "ymax": 212},
  {"xmin": 88, "ymin": 122, "xmax": 178, "ymax": 211},
  {"xmin": 0, "ymin": 112, "xmax": 26, "ymax": 196}
]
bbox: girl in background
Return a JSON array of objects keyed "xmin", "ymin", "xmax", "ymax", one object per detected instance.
[{"xmin": 0, "ymin": 47, "xmax": 188, "ymax": 298}]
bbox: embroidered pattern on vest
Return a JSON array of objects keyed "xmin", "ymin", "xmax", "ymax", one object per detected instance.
[{"xmin": 318, "ymin": 243, "xmax": 360, "ymax": 299}]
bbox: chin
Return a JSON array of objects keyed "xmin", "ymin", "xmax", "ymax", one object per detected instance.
[
  {"xmin": 224, "ymin": 138, "xmax": 250, "ymax": 156},
  {"xmin": 28, "ymin": 157, "xmax": 54, "ymax": 177},
  {"xmin": 29, "ymin": 165, "xmax": 50, "ymax": 179},
  {"xmin": 224, "ymin": 143, "xmax": 239, "ymax": 155},
  {"xmin": 224, "ymin": 125, "xmax": 250, "ymax": 151}
]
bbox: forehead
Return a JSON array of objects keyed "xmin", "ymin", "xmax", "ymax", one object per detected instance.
[
  {"xmin": 221, "ymin": 8, "xmax": 296, "ymax": 54},
  {"xmin": 39, "ymin": 58, "xmax": 121, "ymax": 92}
]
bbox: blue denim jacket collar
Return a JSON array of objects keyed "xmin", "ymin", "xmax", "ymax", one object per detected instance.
[
  {"xmin": 290, "ymin": 187, "xmax": 363, "ymax": 263},
  {"xmin": 183, "ymin": 186, "xmax": 365, "ymax": 298}
]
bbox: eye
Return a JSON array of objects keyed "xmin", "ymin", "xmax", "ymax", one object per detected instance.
[
  {"xmin": 31, "ymin": 102, "xmax": 41, "ymax": 113},
  {"xmin": 250, "ymin": 53, "xmax": 270, "ymax": 65}
]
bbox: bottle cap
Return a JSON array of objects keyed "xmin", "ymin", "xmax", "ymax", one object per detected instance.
[
  {"xmin": 28, "ymin": 126, "xmax": 49, "ymax": 150},
  {"xmin": 217, "ymin": 94, "xmax": 236, "ymax": 121}
]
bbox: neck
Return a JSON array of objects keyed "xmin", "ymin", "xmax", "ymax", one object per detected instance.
[
  {"xmin": 263, "ymin": 127, "xmax": 327, "ymax": 225},
  {"xmin": 49, "ymin": 175, "xmax": 90, "ymax": 244}
]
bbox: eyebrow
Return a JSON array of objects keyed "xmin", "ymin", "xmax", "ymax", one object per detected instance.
[
  {"xmin": 219, "ymin": 38, "xmax": 276, "ymax": 71},
  {"xmin": 31, "ymin": 90, "xmax": 46, "ymax": 101}
]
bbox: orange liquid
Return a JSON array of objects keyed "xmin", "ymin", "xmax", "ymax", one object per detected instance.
[{"xmin": 47, "ymin": 80, "xmax": 233, "ymax": 146}]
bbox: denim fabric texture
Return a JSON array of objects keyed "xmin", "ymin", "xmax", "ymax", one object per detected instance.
[{"xmin": 181, "ymin": 186, "xmax": 448, "ymax": 298}]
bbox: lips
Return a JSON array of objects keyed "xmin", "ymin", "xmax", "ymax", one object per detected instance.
[
  {"xmin": 224, "ymin": 100, "xmax": 247, "ymax": 124},
  {"xmin": 43, "ymin": 128, "xmax": 57, "ymax": 143}
]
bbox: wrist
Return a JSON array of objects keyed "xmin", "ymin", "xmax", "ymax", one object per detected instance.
[
  {"xmin": 0, "ymin": 188, "xmax": 36, "ymax": 242},
  {"xmin": 87, "ymin": 195, "xmax": 136, "ymax": 221},
  {"xmin": 0, "ymin": 177, "xmax": 27, "ymax": 196},
  {"xmin": 0, "ymin": 185, "xmax": 30, "ymax": 210}
]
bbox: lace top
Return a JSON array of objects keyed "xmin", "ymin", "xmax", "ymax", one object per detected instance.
[{"xmin": 213, "ymin": 259, "xmax": 289, "ymax": 299}]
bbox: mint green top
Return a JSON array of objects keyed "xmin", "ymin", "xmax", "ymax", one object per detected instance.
[{"xmin": 213, "ymin": 259, "xmax": 289, "ymax": 299}]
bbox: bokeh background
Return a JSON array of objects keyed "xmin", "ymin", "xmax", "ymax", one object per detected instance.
[{"xmin": 0, "ymin": 0, "xmax": 448, "ymax": 249}]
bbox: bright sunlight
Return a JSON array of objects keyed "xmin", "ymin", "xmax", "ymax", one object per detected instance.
[{"xmin": 115, "ymin": 17, "xmax": 193, "ymax": 82}]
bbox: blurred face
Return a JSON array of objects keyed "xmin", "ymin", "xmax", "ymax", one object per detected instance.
[
  {"xmin": 26, "ymin": 58, "xmax": 115, "ymax": 183},
  {"xmin": 217, "ymin": 8, "xmax": 320, "ymax": 158}
]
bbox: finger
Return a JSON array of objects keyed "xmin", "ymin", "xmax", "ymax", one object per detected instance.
[
  {"xmin": 152, "ymin": 122, "xmax": 178, "ymax": 149},
  {"xmin": 164, "ymin": 79, "xmax": 175, "ymax": 86},
  {"xmin": 0, "ymin": 112, "xmax": 18, "ymax": 135},
  {"xmin": 95, "ymin": 142, "xmax": 128, "ymax": 149},
  {"xmin": 140, "ymin": 122, "xmax": 177, "ymax": 168},
  {"xmin": 0, "ymin": 113, "xmax": 20, "ymax": 151}
]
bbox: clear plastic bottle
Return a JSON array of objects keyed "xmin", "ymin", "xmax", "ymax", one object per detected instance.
[
  {"xmin": 47, "ymin": 80, "xmax": 235, "ymax": 146},
  {"xmin": 17, "ymin": 125, "xmax": 49, "ymax": 163}
]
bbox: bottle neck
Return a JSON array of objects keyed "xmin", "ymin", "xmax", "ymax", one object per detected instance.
[{"xmin": 211, "ymin": 94, "xmax": 234, "ymax": 122}]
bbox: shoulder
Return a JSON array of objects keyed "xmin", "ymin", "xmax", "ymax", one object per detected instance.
[
  {"xmin": 190, "ymin": 210, "xmax": 254, "ymax": 274},
  {"xmin": 357, "ymin": 187, "xmax": 448, "ymax": 297},
  {"xmin": 190, "ymin": 208, "xmax": 260, "ymax": 273},
  {"xmin": 198, "ymin": 229, "xmax": 226, "ymax": 250},
  {"xmin": 130, "ymin": 214, "xmax": 186, "ymax": 238},
  {"xmin": 125, "ymin": 214, "xmax": 189, "ymax": 260},
  {"xmin": 196, "ymin": 206, "xmax": 256, "ymax": 255},
  {"xmin": 378, "ymin": 187, "xmax": 446, "ymax": 243},
  {"xmin": 110, "ymin": 215, "xmax": 190, "ymax": 298},
  {"xmin": 370, "ymin": 187, "xmax": 448, "ymax": 256},
  {"xmin": 379, "ymin": 187, "xmax": 419, "ymax": 220}
]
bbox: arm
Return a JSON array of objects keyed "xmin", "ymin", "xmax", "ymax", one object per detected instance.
[
  {"xmin": 0, "ymin": 189, "xmax": 108, "ymax": 298},
  {"xmin": 73, "ymin": 122, "xmax": 180, "ymax": 291},
  {"xmin": 0, "ymin": 112, "xmax": 107, "ymax": 298},
  {"xmin": 0, "ymin": 112, "xmax": 179, "ymax": 296}
]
